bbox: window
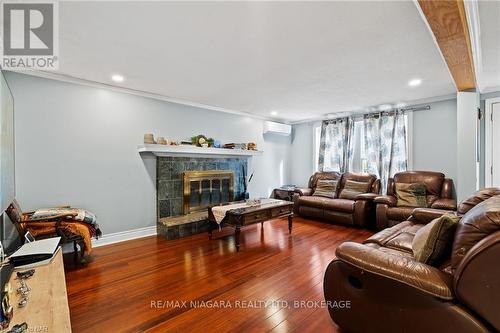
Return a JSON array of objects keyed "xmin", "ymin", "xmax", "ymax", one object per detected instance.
[{"xmin": 314, "ymin": 114, "xmax": 411, "ymax": 174}]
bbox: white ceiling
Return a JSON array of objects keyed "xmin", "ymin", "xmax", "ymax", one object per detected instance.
[
  {"xmin": 48, "ymin": 1, "xmax": 457, "ymax": 122},
  {"xmin": 477, "ymin": 1, "xmax": 500, "ymax": 93}
]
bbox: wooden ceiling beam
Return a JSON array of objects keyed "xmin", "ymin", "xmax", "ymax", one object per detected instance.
[{"xmin": 417, "ymin": 0, "xmax": 476, "ymax": 91}]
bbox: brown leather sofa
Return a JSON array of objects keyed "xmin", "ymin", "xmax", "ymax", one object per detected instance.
[
  {"xmin": 375, "ymin": 171, "xmax": 456, "ymax": 230},
  {"xmin": 323, "ymin": 188, "xmax": 500, "ymax": 333},
  {"xmin": 293, "ymin": 172, "xmax": 380, "ymax": 228}
]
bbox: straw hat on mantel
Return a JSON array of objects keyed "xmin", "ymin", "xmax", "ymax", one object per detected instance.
[{"xmin": 144, "ymin": 133, "xmax": 156, "ymax": 144}]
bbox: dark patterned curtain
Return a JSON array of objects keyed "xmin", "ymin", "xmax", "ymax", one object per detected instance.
[{"xmin": 318, "ymin": 117, "xmax": 354, "ymax": 172}]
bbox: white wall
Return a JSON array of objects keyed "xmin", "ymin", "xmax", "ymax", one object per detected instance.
[
  {"xmin": 290, "ymin": 98, "xmax": 460, "ymax": 193},
  {"xmin": 5, "ymin": 72, "xmax": 291, "ymax": 235},
  {"xmin": 456, "ymin": 92, "xmax": 480, "ymax": 201}
]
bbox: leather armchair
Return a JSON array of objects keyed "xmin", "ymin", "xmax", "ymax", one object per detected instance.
[
  {"xmin": 375, "ymin": 171, "xmax": 456, "ymax": 230},
  {"xmin": 293, "ymin": 172, "xmax": 380, "ymax": 228},
  {"xmin": 323, "ymin": 188, "xmax": 500, "ymax": 333}
]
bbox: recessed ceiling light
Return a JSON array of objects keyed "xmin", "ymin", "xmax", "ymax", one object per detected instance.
[
  {"xmin": 111, "ymin": 74, "xmax": 125, "ymax": 82},
  {"xmin": 408, "ymin": 78, "xmax": 422, "ymax": 87},
  {"xmin": 270, "ymin": 111, "xmax": 278, "ymax": 116}
]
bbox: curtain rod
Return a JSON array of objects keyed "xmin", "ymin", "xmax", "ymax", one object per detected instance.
[
  {"xmin": 401, "ymin": 105, "xmax": 431, "ymax": 112},
  {"xmin": 324, "ymin": 105, "xmax": 431, "ymax": 122}
]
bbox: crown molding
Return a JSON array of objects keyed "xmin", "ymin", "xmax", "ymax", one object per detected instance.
[
  {"xmin": 289, "ymin": 93, "xmax": 457, "ymax": 125},
  {"xmin": 6, "ymin": 69, "xmax": 285, "ymax": 123},
  {"xmin": 480, "ymin": 86, "xmax": 500, "ymax": 95}
]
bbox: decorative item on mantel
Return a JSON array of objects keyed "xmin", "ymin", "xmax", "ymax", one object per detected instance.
[
  {"xmin": 157, "ymin": 137, "xmax": 168, "ymax": 145},
  {"xmin": 144, "ymin": 133, "xmax": 156, "ymax": 144},
  {"xmin": 247, "ymin": 142, "xmax": 257, "ymax": 150},
  {"xmin": 223, "ymin": 143, "xmax": 247, "ymax": 150},
  {"xmin": 191, "ymin": 134, "xmax": 215, "ymax": 148}
]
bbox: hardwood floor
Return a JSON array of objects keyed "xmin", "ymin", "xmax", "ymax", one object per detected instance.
[{"xmin": 65, "ymin": 217, "xmax": 372, "ymax": 333}]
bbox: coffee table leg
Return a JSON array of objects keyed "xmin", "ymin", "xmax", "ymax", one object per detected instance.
[
  {"xmin": 208, "ymin": 221, "xmax": 214, "ymax": 240},
  {"xmin": 235, "ymin": 226, "xmax": 241, "ymax": 252},
  {"xmin": 288, "ymin": 213, "xmax": 293, "ymax": 234}
]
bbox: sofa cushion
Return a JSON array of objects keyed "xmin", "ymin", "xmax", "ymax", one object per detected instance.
[
  {"xmin": 413, "ymin": 214, "xmax": 460, "ymax": 266},
  {"xmin": 393, "ymin": 171, "xmax": 444, "ymax": 197},
  {"xmin": 298, "ymin": 196, "xmax": 326, "ymax": 209},
  {"xmin": 365, "ymin": 220, "xmax": 423, "ymax": 253},
  {"xmin": 386, "ymin": 206, "xmax": 414, "ymax": 221},
  {"xmin": 395, "ymin": 183, "xmax": 428, "ymax": 207},
  {"xmin": 451, "ymin": 195, "xmax": 500, "ymax": 270},
  {"xmin": 339, "ymin": 180, "xmax": 370, "ymax": 200},
  {"xmin": 313, "ymin": 179, "xmax": 338, "ymax": 198},
  {"xmin": 308, "ymin": 171, "xmax": 341, "ymax": 190},
  {"xmin": 323, "ymin": 199, "xmax": 354, "ymax": 213},
  {"xmin": 364, "ymin": 242, "xmax": 415, "ymax": 259},
  {"xmin": 298, "ymin": 196, "xmax": 354, "ymax": 213}
]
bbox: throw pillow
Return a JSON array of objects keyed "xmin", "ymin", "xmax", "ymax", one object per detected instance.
[
  {"xmin": 412, "ymin": 214, "xmax": 460, "ymax": 266},
  {"xmin": 395, "ymin": 183, "xmax": 428, "ymax": 207},
  {"xmin": 313, "ymin": 179, "xmax": 338, "ymax": 198},
  {"xmin": 339, "ymin": 180, "xmax": 371, "ymax": 200}
]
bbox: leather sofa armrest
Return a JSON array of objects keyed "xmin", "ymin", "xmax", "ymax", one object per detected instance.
[
  {"xmin": 374, "ymin": 195, "xmax": 397, "ymax": 206},
  {"xmin": 410, "ymin": 208, "xmax": 458, "ymax": 224},
  {"xmin": 294, "ymin": 187, "xmax": 313, "ymax": 196},
  {"xmin": 431, "ymin": 198, "xmax": 457, "ymax": 210},
  {"xmin": 335, "ymin": 242, "xmax": 454, "ymax": 300},
  {"xmin": 355, "ymin": 193, "xmax": 378, "ymax": 201}
]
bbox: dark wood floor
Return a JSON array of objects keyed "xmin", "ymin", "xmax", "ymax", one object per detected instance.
[{"xmin": 65, "ymin": 217, "xmax": 372, "ymax": 333}]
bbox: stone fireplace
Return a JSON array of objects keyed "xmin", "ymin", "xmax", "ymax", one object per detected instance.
[{"xmin": 156, "ymin": 156, "xmax": 247, "ymax": 239}]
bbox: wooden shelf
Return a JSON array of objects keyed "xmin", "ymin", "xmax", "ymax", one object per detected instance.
[{"xmin": 138, "ymin": 144, "xmax": 263, "ymax": 158}]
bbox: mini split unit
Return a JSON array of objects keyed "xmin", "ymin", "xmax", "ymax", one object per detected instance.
[{"xmin": 263, "ymin": 121, "xmax": 292, "ymax": 136}]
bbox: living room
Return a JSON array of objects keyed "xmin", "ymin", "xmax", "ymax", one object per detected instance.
[{"xmin": 0, "ymin": 1, "xmax": 499, "ymax": 332}]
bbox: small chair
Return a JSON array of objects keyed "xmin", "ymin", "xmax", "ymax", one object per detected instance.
[{"xmin": 5, "ymin": 199, "xmax": 93, "ymax": 265}]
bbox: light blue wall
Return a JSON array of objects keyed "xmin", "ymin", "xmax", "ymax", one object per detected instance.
[
  {"xmin": 5, "ymin": 72, "xmax": 291, "ymax": 235},
  {"xmin": 411, "ymin": 99, "xmax": 457, "ymax": 187}
]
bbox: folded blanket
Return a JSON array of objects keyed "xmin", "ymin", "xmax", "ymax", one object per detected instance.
[
  {"xmin": 20, "ymin": 221, "xmax": 94, "ymax": 254},
  {"xmin": 26, "ymin": 208, "xmax": 101, "ymax": 237}
]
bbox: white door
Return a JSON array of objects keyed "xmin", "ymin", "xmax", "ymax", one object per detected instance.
[{"xmin": 492, "ymin": 102, "xmax": 500, "ymax": 187}]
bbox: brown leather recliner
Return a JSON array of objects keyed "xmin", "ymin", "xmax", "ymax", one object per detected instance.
[
  {"xmin": 374, "ymin": 171, "xmax": 456, "ymax": 230},
  {"xmin": 323, "ymin": 188, "xmax": 500, "ymax": 333},
  {"xmin": 293, "ymin": 172, "xmax": 380, "ymax": 228}
]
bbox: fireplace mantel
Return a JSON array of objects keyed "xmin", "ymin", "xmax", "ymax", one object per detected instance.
[{"xmin": 138, "ymin": 144, "xmax": 263, "ymax": 158}]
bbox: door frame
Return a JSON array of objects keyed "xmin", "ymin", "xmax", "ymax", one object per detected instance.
[{"xmin": 485, "ymin": 97, "xmax": 500, "ymax": 187}]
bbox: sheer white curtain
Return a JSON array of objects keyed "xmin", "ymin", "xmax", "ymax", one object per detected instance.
[
  {"xmin": 363, "ymin": 110, "xmax": 407, "ymax": 192},
  {"xmin": 318, "ymin": 117, "xmax": 354, "ymax": 172}
]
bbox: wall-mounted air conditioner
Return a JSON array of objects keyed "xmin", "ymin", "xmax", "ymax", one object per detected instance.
[{"xmin": 263, "ymin": 121, "xmax": 292, "ymax": 136}]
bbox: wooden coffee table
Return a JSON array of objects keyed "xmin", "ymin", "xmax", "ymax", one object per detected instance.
[{"xmin": 208, "ymin": 199, "xmax": 294, "ymax": 251}]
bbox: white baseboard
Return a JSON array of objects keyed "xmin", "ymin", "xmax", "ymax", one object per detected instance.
[{"xmin": 92, "ymin": 226, "xmax": 157, "ymax": 248}]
